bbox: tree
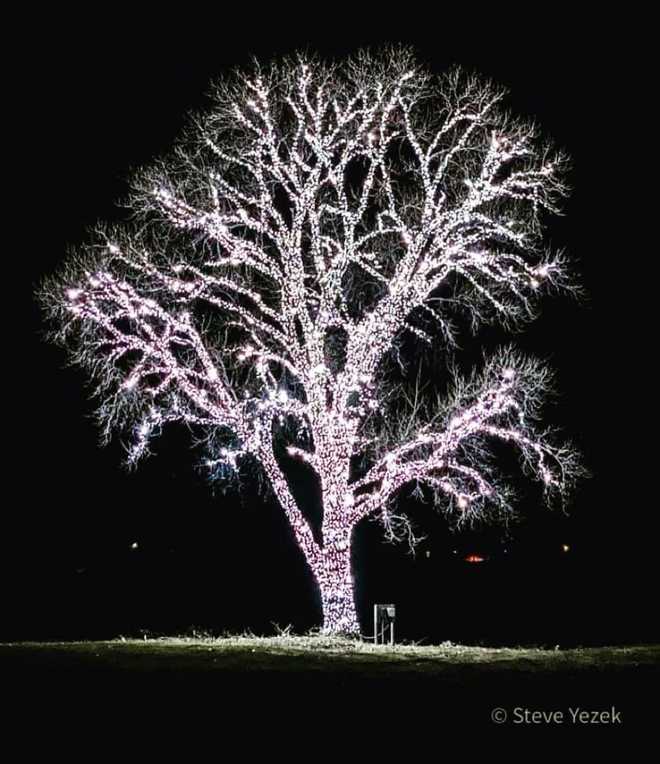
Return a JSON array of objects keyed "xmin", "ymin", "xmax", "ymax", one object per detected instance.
[{"xmin": 41, "ymin": 49, "xmax": 582, "ymax": 636}]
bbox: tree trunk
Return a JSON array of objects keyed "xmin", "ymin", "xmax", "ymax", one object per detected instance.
[{"xmin": 313, "ymin": 535, "xmax": 360, "ymax": 636}]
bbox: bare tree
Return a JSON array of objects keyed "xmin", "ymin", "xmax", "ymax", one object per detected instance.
[{"xmin": 40, "ymin": 49, "xmax": 582, "ymax": 635}]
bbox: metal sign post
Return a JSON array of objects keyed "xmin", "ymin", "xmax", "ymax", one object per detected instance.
[{"xmin": 373, "ymin": 603, "xmax": 396, "ymax": 645}]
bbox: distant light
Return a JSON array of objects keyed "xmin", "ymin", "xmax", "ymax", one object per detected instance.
[
  {"xmin": 130, "ymin": 542, "xmax": 139, "ymax": 551},
  {"xmin": 465, "ymin": 554, "xmax": 485, "ymax": 563},
  {"xmin": 561, "ymin": 543, "xmax": 570, "ymax": 553}
]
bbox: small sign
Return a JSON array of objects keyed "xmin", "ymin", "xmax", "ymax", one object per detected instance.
[{"xmin": 373, "ymin": 603, "xmax": 396, "ymax": 645}]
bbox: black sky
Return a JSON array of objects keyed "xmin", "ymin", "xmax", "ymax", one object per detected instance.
[{"xmin": 15, "ymin": 15, "xmax": 655, "ymax": 645}]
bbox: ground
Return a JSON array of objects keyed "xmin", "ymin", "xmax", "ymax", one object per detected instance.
[{"xmin": 2, "ymin": 637, "xmax": 657, "ymax": 730}]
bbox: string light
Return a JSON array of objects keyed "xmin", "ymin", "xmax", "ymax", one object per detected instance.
[{"xmin": 49, "ymin": 52, "xmax": 580, "ymax": 636}]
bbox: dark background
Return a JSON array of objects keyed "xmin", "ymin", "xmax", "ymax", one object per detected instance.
[{"xmin": 14, "ymin": 15, "xmax": 654, "ymax": 646}]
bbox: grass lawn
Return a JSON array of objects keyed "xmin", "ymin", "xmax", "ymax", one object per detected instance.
[{"xmin": 2, "ymin": 637, "xmax": 657, "ymax": 729}]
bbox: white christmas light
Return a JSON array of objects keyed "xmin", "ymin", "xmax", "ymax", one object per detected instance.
[
  {"xmin": 50, "ymin": 52, "xmax": 580, "ymax": 636},
  {"xmin": 535, "ymin": 264, "xmax": 550, "ymax": 278}
]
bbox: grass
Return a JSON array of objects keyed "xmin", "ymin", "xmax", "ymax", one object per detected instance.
[
  {"xmin": 2, "ymin": 634, "xmax": 657, "ymax": 674},
  {"xmin": 2, "ymin": 637, "xmax": 657, "ymax": 728}
]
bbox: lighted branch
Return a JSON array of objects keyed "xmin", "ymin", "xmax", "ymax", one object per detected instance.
[
  {"xmin": 351, "ymin": 353, "xmax": 577, "ymax": 543},
  {"xmin": 42, "ymin": 49, "xmax": 582, "ymax": 636}
]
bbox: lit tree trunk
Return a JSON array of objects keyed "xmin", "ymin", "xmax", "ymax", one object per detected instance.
[{"xmin": 311, "ymin": 529, "xmax": 359, "ymax": 635}]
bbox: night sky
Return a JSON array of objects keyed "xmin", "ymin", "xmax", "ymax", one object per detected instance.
[{"xmin": 15, "ymin": 17, "xmax": 654, "ymax": 646}]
